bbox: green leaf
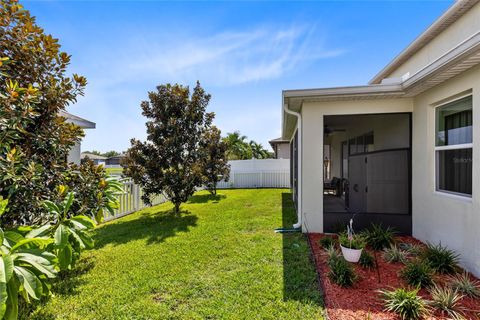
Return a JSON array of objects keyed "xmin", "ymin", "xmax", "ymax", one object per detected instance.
[
  {"xmin": 70, "ymin": 215, "xmax": 96, "ymax": 230},
  {"xmin": 63, "ymin": 192, "xmax": 74, "ymax": 216},
  {"xmin": 67, "ymin": 228, "xmax": 85, "ymax": 250},
  {"xmin": 14, "ymin": 266, "xmax": 42, "ymax": 300},
  {"xmin": 57, "ymin": 245, "xmax": 72, "ymax": 270},
  {"xmin": 77, "ymin": 230, "xmax": 94, "ymax": 249},
  {"xmin": 0, "ymin": 227, "xmax": 4, "ymax": 246},
  {"xmin": 42, "ymin": 200, "xmax": 60, "ymax": 215},
  {"xmin": 4, "ymin": 279, "xmax": 18, "ymax": 320},
  {"xmin": 25, "ymin": 224, "xmax": 52, "ymax": 239},
  {"xmin": 0, "ymin": 197, "xmax": 8, "ymax": 217},
  {"xmin": 0, "ymin": 256, "xmax": 11, "ymax": 319},
  {"xmin": 3, "ymin": 231, "xmax": 24, "ymax": 248},
  {"xmin": 95, "ymin": 208, "xmax": 105, "ymax": 224},
  {"xmin": 2, "ymin": 256, "xmax": 13, "ymax": 283},
  {"xmin": 10, "ymin": 237, "xmax": 53, "ymax": 252},
  {"xmin": 54, "ymin": 224, "xmax": 69, "ymax": 249},
  {"xmin": 12, "ymin": 252, "xmax": 57, "ymax": 278}
]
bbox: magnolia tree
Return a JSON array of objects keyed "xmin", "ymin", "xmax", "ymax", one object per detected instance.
[
  {"xmin": 0, "ymin": 0, "xmax": 86, "ymax": 225},
  {"xmin": 200, "ymin": 126, "xmax": 230, "ymax": 195},
  {"xmin": 123, "ymin": 82, "xmax": 229, "ymax": 212}
]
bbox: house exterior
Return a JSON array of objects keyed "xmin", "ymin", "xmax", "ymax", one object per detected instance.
[
  {"xmin": 60, "ymin": 111, "xmax": 95, "ymax": 164},
  {"xmin": 269, "ymin": 138, "xmax": 290, "ymax": 159},
  {"xmin": 81, "ymin": 152, "xmax": 107, "ymax": 165},
  {"xmin": 282, "ymin": 0, "xmax": 480, "ymax": 277},
  {"xmin": 106, "ymin": 154, "xmax": 126, "ymax": 166}
]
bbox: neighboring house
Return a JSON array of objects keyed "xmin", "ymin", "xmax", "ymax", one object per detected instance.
[
  {"xmin": 60, "ymin": 111, "xmax": 95, "ymax": 164},
  {"xmin": 81, "ymin": 152, "xmax": 107, "ymax": 165},
  {"xmin": 269, "ymin": 138, "xmax": 290, "ymax": 159},
  {"xmin": 282, "ymin": 0, "xmax": 480, "ymax": 276},
  {"xmin": 106, "ymin": 154, "xmax": 126, "ymax": 166}
]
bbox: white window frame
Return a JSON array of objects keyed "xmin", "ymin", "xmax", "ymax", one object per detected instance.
[{"xmin": 434, "ymin": 95, "xmax": 473, "ymax": 198}]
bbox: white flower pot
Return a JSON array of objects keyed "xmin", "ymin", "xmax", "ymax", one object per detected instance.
[{"xmin": 340, "ymin": 245, "xmax": 363, "ymax": 263}]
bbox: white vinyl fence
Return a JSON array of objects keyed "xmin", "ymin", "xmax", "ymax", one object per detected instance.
[
  {"xmin": 217, "ymin": 159, "xmax": 290, "ymax": 189},
  {"xmin": 105, "ymin": 179, "xmax": 167, "ymax": 222}
]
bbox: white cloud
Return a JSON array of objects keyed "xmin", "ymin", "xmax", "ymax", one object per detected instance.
[
  {"xmin": 69, "ymin": 23, "xmax": 344, "ymax": 152},
  {"xmin": 120, "ymin": 24, "xmax": 344, "ymax": 86}
]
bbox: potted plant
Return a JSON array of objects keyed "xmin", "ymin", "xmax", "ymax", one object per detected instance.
[{"xmin": 339, "ymin": 219, "xmax": 365, "ymax": 263}]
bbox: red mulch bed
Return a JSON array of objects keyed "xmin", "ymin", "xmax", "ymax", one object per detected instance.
[{"xmin": 308, "ymin": 233, "xmax": 480, "ymax": 320}]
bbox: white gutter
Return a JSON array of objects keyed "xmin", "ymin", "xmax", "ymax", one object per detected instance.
[{"xmin": 283, "ymin": 102, "xmax": 302, "ymax": 229}]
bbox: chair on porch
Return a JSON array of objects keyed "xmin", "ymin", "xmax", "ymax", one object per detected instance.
[{"xmin": 324, "ymin": 177, "xmax": 342, "ymax": 196}]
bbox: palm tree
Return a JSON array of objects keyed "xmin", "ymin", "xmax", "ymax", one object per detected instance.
[
  {"xmin": 249, "ymin": 141, "xmax": 268, "ymax": 159},
  {"xmin": 223, "ymin": 131, "xmax": 252, "ymax": 160}
]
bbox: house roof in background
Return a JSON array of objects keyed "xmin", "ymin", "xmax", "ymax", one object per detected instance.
[
  {"xmin": 60, "ymin": 110, "xmax": 96, "ymax": 129},
  {"xmin": 269, "ymin": 137, "xmax": 289, "ymax": 148},
  {"xmin": 369, "ymin": 0, "xmax": 479, "ymax": 84},
  {"xmin": 269, "ymin": 137, "xmax": 289, "ymax": 144},
  {"xmin": 81, "ymin": 153, "xmax": 107, "ymax": 160}
]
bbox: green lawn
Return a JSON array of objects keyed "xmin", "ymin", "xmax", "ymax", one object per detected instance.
[
  {"xmin": 105, "ymin": 167, "xmax": 123, "ymax": 175},
  {"xmin": 26, "ymin": 189, "xmax": 323, "ymax": 320}
]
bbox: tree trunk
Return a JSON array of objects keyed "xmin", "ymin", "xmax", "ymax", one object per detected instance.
[{"xmin": 174, "ymin": 202, "xmax": 181, "ymax": 214}]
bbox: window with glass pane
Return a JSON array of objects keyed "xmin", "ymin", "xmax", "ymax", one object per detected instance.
[{"xmin": 435, "ymin": 96, "xmax": 473, "ymax": 196}]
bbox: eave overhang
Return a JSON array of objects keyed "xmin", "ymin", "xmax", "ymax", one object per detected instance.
[
  {"xmin": 369, "ymin": 0, "xmax": 479, "ymax": 84},
  {"xmin": 282, "ymin": 32, "xmax": 480, "ymax": 139}
]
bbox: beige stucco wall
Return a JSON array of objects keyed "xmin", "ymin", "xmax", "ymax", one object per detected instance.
[
  {"xmin": 412, "ymin": 63, "xmax": 480, "ymax": 277},
  {"xmin": 67, "ymin": 141, "xmax": 81, "ymax": 165},
  {"xmin": 389, "ymin": 2, "xmax": 480, "ymax": 80},
  {"xmin": 300, "ymin": 98, "xmax": 413, "ymax": 233}
]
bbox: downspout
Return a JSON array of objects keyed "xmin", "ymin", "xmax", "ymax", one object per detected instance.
[{"xmin": 283, "ymin": 101, "xmax": 302, "ymax": 230}]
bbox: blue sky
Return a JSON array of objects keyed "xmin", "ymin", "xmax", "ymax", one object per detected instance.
[{"xmin": 26, "ymin": 0, "xmax": 452, "ymax": 153}]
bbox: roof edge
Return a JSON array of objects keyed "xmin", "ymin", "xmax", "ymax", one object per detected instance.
[{"xmin": 369, "ymin": 0, "xmax": 479, "ymax": 85}]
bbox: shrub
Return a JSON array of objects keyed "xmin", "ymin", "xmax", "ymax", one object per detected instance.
[
  {"xmin": 326, "ymin": 245, "xmax": 341, "ymax": 260},
  {"xmin": 422, "ymin": 243, "xmax": 459, "ymax": 274},
  {"xmin": 338, "ymin": 232, "xmax": 365, "ymax": 250},
  {"xmin": 449, "ymin": 272, "xmax": 480, "ymax": 299},
  {"xmin": 327, "ymin": 255, "xmax": 357, "ymax": 287},
  {"xmin": 63, "ymin": 160, "xmax": 123, "ymax": 223},
  {"xmin": 380, "ymin": 287, "xmax": 430, "ymax": 320},
  {"xmin": 429, "ymin": 284, "xmax": 466, "ymax": 320},
  {"xmin": 399, "ymin": 242, "xmax": 424, "ymax": 257},
  {"xmin": 364, "ymin": 223, "xmax": 396, "ymax": 250},
  {"xmin": 383, "ymin": 245, "xmax": 409, "ymax": 264},
  {"xmin": 400, "ymin": 261, "xmax": 434, "ymax": 288},
  {"xmin": 359, "ymin": 250, "xmax": 375, "ymax": 270},
  {"xmin": 319, "ymin": 236, "xmax": 335, "ymax": 250}
]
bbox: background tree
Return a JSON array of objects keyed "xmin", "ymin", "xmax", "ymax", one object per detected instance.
[
  {"xmin": 200, "ymin": 126, "xmax": 230, "ymax": 195},
  {"xmin": 249, "ymin": 141, "xmax": 270, "ymax": 159},
  {"xmin": 223, "ymin": 131, "xmax": 252, "ymax": 160},
  {"xmin": 102, "ymin": 150, "xmax": 121, "ymax": 158},
  {"xmin": 0, "ymin": 0, "xmax": 88, "ymax": 226},
  {"xmin": 123, "ymin": 82, "xmax": 213, "ymax": 213},
  {"xmin": 223, "ymin": 131, "xmax": 272, "ymax": 160}
]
